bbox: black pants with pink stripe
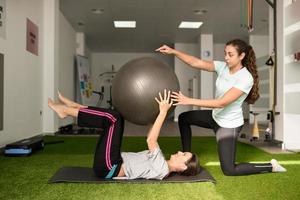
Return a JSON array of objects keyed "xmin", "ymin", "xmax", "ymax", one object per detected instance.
[{"xmin": 78, "ymin": 107, "xmax": 124, "ymax": 178}]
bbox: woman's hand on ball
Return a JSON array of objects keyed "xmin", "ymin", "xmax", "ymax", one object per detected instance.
[
  {"xmin": 155, "ymin": 45, "xmax": 175, "ymax": 55},
  {"xmin": 171, "ymin": 91, "xmax": 190, "ymax": 105},
  {"xmin": 155, "ymin": 89, "xmax": 173, "ymax": 114}
]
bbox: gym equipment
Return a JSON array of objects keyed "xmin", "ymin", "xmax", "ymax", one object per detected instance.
[
  {"xmin": 75, "ymin": 55, "xmax": 95, "ymax": 106},
  {"xmin": 4, "ymin": 135, "xmax": 44, "ymax": 156},
  {"xmin": 49, "ymin": 166, "xmax": 216, "ymax": 184},
  {"xmin": 265, "ymin": 56, "xmax": 274, "ymax": 66},
  {"xmin": 59, "ymin": 124, "xmax": 74, "ymax": 134},
  {"xmin": 264, "ymin": 110, "xmax": 274, "ymax": 141},
  {"xmin": 250, "ymin": 111, "xmax": 260, "ymax": 141},
  {"xmin": 112, "ymin": 57, "xmax": 180, "ymax": 125},
  {"xmin": 97, "ymin": 65, "xmax": 116, "ymax": 109},
  {"xmin": 58, "ymin": 124, "xmax": 102, "ymax": 135},
  {"xmin": 240, "ymin": 0, "xmax": 253, "ymax": 32},
  {"xmin": 248, "ymin": 110, "xmax": 278, "ymax": 142}
]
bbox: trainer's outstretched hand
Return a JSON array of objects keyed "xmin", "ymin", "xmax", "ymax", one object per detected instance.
[
  {"xmin": 171, "ymin": 91, "xmax": 191, "ymax": 106},
  {"xmin": 155, "ymin": 45, "xmax": 175, "ymax": 55},
  {"xmin": 155, "ymin": 89, "xmax": 173, "ymax": 114}
]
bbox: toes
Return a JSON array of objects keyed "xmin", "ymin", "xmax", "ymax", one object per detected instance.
[{"xmin": 48, "ymin": 98, "xmax": 53, "ymax": 105}]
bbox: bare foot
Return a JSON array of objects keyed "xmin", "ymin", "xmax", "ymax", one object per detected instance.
[
  {"xmin": 58, "ymin": 91, "xmax": 86, "ymax": 109},
  {"xmin": 48, "ymin": 98, "xmax": 68, "ymax": 118}
]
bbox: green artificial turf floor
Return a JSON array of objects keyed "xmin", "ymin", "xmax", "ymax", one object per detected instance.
[{"xmin": 0, "ymin": 136, "xmax": 299, "ymax": 200}]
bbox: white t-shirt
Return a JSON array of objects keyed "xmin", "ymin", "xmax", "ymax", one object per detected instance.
[
  {"xmin": 121, "ymin": 147, "xmax": 169, "ymax": 180},
  {"xmin": 212, "ymin": 61, "xmax": 253, "ymax": 128}
]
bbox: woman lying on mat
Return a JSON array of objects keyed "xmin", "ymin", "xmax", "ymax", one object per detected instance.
[{"xmin": 48, "ymin": 90, "xmax": 201, "ymax": 180}]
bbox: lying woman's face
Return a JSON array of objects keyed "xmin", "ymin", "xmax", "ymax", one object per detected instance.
[{"xmin": 170, "ymin": 151, "xmax": 193, "ymax": 171}]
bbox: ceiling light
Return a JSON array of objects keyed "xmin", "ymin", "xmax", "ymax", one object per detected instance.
[
  {"xmin": 178, "ymin": 21, "xmax": 203, "ymax": 29},
  {"xmin": 91, "ymin": 8, "xmax": 104, "ymax": 14},
  {"xmin": 114, "ymin": 21, "xmax": 136, "ymax": 28}
]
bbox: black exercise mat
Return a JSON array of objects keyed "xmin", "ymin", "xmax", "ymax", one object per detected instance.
[{"xmin": 49, "ymin": 166, "xmax": 216, "ymax": 184}]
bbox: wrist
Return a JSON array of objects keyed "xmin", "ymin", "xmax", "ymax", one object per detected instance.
[
  {"xmin": 187, "ymin": 98, "xmax": 194, "ymax": 105},
  {"xmin": 159, "ymin": 111, "xmax": 168, "ymax": 116},
  {"xmin": 171, "ymin": 49, "xmax": 178, "ymax": 55}
]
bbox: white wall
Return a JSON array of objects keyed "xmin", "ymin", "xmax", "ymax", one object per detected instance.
[
  {"xmin": 91, "ymin": 52, "xmax": 173, "ymax": 108},
  {"xmin": 58, "ymin": 12, "xmax": 76, "ymax": 127},
  {"xmin": 213, "ymin": 43, "xmax": 225, "ymax": 61},
  {"xmin": 213, "ymin": 43, "xmax": 225, "ymax": 92},
  {"xmin": 213, "ymin": 43, "xmax": 225, "ymax": 98},
  {"xmin": 275, "ymin": 0, "xmax": 285, "ymax": 143},
  {"xmin": 199, "ymin": 34, "xmax": 214, "ymax": 106},
  {"xmin": 249, "ymin": 35, "xmax": 269, "ymax": 58},
  {"xmin": 0, "ymin": 0, "xmax": 78, "ymax": 147},
  {"xmin": 280, "ymin": 0, "xmax": 300, "ymax": 150},
  {"xmin": 0, "ymin": 0, "xmax": 44, "ymax": 147},
  {"xmin": 42, "ymin": 0, "xmax": 60, "ymax": 134},
  {"xmin": 173, "ymin": 43, "xmax": 199, "ymax": 121}
]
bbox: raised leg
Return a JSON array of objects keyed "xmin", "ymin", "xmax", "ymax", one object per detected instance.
[
  {"xmin": 48, "ymin": 98, "xmax": 79, "ymax": 118},
  {"xmin": 58, "ymin": 91, "xmax": 87, "ymax": 109},
  {"xmin": 77, "ymin": 107, "xmax": 124, "ymax": 178}
]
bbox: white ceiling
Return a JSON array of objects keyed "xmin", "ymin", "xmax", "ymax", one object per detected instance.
[{"xmin": 60, "ymin": 0, "xmax": 270, "ymax": 52}]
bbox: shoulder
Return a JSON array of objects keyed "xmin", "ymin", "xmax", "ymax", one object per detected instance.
[
  {"xmin": 213, "ymin": 61, "xmax": 227, "ymax": 74},
  {"xmin": 147, "ymin": 146, "xmax": 163, "ymax": 158},
  {"xmin": 147, "ymin": 147, "xmax": 167, "ymax": 165},
  {"xmin": 233, "ymin": 67, "xmax": 254, "ymax": 94},
  {"xmin": 239, "ymin": 67, "xmax": 253, "ymax": 83}
]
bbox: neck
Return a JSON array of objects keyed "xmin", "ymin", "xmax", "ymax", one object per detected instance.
[
  {"xmin": 167, "ymin": 160, "xmax": 176, "ymax": 173},
  {"xmin": 230, "ymin": 64, "xmax": 243, "ymax": 74}
]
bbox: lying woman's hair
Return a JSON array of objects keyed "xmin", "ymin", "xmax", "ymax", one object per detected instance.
[{"xmin": 180, "ymin": 153, "xmax": 201, "ymax": 176}]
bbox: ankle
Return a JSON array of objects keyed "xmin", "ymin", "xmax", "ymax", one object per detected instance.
[{"xmin": 61, "ymin": 105, "xmax": 69, "ymax": 115}]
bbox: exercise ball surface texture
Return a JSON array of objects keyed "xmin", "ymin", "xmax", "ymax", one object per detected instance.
[{"xmin": 112, "ymin": 57, "xmax": 179, "ymax": 125}]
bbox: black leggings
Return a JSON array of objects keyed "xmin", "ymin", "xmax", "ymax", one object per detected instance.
[
  {"xmin": 178, "ymin": 110, "xmax": 272, "ymax": 176},
  {"xmin": 77, "ymin": 107, "xmax": 124, "ymax": 178}
]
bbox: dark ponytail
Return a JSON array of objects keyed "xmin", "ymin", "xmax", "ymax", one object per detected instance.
[
  {"xmin": 226, "ymin": 39, "xmax": 259, "ymax": 104},
  {"xmin": 180, "ymin": 153, "xmax": 201, "ymax": 176}
]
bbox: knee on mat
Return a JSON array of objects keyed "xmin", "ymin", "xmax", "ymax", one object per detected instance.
[
  {"xmin": 93, "ymin": 165, "xmax": 106, "ymax": 178},
  {"xmin": 221, "ymin": 165, "xmax": 238, "ymax": 176}
]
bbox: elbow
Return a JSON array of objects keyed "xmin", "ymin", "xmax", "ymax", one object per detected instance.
[
  {"xmin": 146, "ymin": 138, "xmax": 157, "ymax": 149},
  {"xmin": 217, "ymin": 100, "xmax": 227, "ymax": 108},
  {"xmin": 190, "ymin": 60, "xmax": 200, "ymax": 68},
  {"xmin": 146, "ymin": 138, "xmax": 154, "ymax": 145}
]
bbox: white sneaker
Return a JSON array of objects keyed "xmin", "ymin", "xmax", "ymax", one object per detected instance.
[{"xmin": 271, "ymin": 159, "xmax": 287, "ymax": 172}]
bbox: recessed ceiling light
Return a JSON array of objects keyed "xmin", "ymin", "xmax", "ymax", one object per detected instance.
[
  {"xmin": 194, "ymin": 9, "xmax": 207, "ymax": 15},
  {"xmin": 114, "ymin": 21, "xmax": 136, "ymax": 28},
  {"xmin": 91, "ymin": 8, "xmax": 104, "ymax": 14},
  {"xmin": 178, "ymin": 21, "xmax": 203, "ymax": 29}
]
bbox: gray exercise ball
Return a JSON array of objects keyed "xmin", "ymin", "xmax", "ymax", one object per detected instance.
[{"xmin": 112, "ymin": 57, "xmax": 180, "ymax": 125}]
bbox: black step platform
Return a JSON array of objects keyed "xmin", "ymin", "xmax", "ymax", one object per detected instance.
[{"xmin": 4, "ymin": 135, "xmax": 44, "ymax": 156}]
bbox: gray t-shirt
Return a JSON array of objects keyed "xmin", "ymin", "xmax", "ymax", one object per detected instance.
[{"xmin": 121, "ymin": 147, "xmax": 169, "ymax": 180}]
